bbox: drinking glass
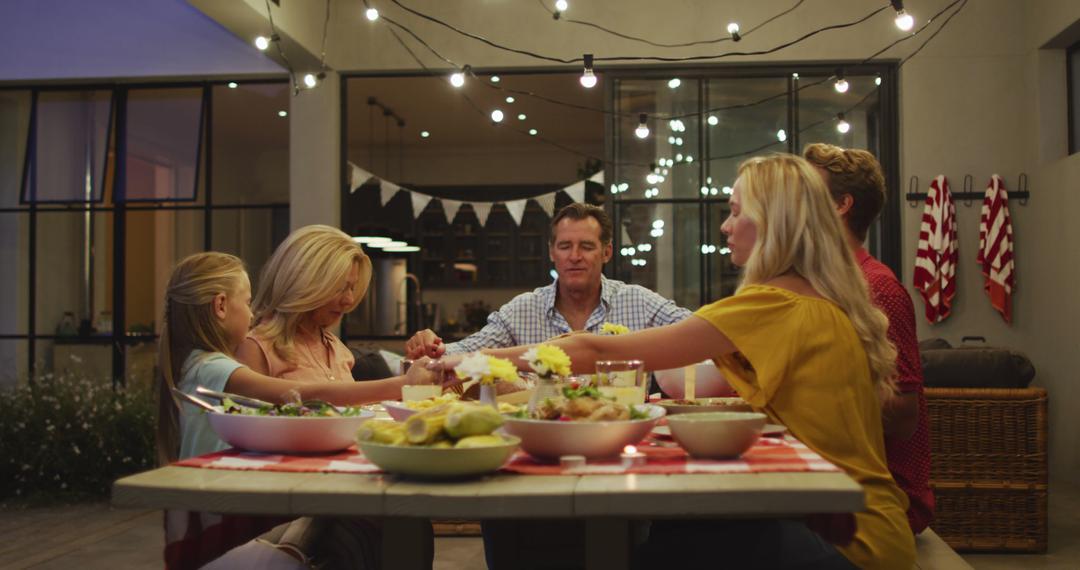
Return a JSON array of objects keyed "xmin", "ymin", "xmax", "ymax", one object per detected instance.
[
  {"xmin": 400, "ymin": 359, "xmax": 443, "ymax": 401},
  {"xmin": 595, "ymin": 360, "xmax": 646, "ymax": 405}
]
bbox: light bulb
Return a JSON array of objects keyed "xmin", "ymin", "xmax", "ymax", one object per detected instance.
[
  {"xmin": 580, "ymin": 70, "xmax": 597, "ymax": 88},
  {"xmin": 707, "ymin": 115, "xmax": 718, "ymax": 126},
  {"xmin": 635, "ymin": 114, "xmax": 650, "ymax": 139},
  {"xmin": 652, "ymin": 219, "xmax": 665, "ymax": 229},
  {"xmin": 490, "ymin": 76, "xmax": 500, "ymax": 83},
  {"xmin": 895, "ymin": 9, "xmax": 914, "ymax": 31},
  {"xmin": 420, "ymin": 131, "xmax": 430, "ymax": 138},
  {"xmin": 227, "ymin": 82, "xmax": 238, "ymax": 89},
  {"xmin": 727, "ymin": 22, "xmax": 741, "ymax": 41},
  {"xmin": 450, "ymin": 72, "xmax": 465, "ymax": 87},
  {"xmin": 505, "ymin": 96, "xmax": 515, "ymax": 103},
  {"xmin": 517, "ymin": 113, "xmax": 527, "ymax": 120},
  {"xmin": 875, "ymin": 75, "xmax": 882, "ymax": 86},
  {"xmin": 792, "ymin": 72, "xmax": 800, "ymax": 79},
  {"xmin": 668, "ymin": 78, "xmax": 681, "ymax": 89},
  {"xmin": 700, "ymin": 186, "xmax": 709, "ymax": 196},
  {"xmin": 254, "ymin": 36, "xmax": 270, "ymax": 51},
  {"xmin": 834, "ymin": 77, "xmax": 849, "ymax": 93},
  {"xmin": 776, "ymin": 129, "xmax": 787, "ymax": 142},
  {"xmin": 303, "ymin": 73, "xmax": 318, "ymax": 88},
  {"xmin": 528, "ymin": 128, "xmax": 538, "ymax": 136},
  {"xmin": 277, "ymin": 110, "xmax": 288, "ymax": 117},
  {"xmin": 365, "ymin": 7, "xmax": 379, "ymax": 21},
  {"xmin": 836, "ymin": 113, "xmax": 851, "ymax": 134},
  {"xmin": 555, "ymin": 0, "xmax": 568, "ymax": 12},
  {"xmin": 580, "ymin": 53, "xmax": 597, "ymax": 88},
  {"xmin": 491, "ymin": 109, "xmax": 504, "ymax": 123}
]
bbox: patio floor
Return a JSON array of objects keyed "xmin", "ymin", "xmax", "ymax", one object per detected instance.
[{"xmin": 1, "ymin": 479, "xmax": 1077, "ymax": 569}]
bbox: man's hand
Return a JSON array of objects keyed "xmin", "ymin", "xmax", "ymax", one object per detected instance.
[
  {"xmin": 405, "ymin": 329, "xmax": 445, "ymax": 359},
  {"xmin": 404, "ymin": 356, "xmax": 437, "ymax": 385}
]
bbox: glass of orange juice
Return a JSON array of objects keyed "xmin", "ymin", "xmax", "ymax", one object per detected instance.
[{"xmin": 595, "ymin": 360, "xmax": 646, "ymax": 406}]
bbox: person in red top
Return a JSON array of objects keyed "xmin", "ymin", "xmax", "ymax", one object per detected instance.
[{"xmin": 804, "ymin": 143, "xmax": 934, "ymax": 534}]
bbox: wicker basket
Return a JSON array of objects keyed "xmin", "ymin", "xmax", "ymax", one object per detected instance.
[{"xmin": 925, "ymin": 387, "xmax": 1047, "ymax": 553}]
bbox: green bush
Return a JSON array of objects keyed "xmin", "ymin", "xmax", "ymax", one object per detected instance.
[{"xmin": 0, "ymin": 372, "xmax": 155, "ymax": 504}]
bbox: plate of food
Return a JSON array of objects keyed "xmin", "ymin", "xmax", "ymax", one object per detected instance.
[
  {"xmin": 357, "ymin": 401, "xmax": 519, "ymax": 478},
  {"xmin": 207, "ymin": 399, "xmax": 375, "ymax": 454},
  {"xmin": 501, "ymin": 384, "xmax": 666, "ymax": 460},
  {"xmin": 656, "ymin": 397, "xmax": 753, "ymax": 415}
]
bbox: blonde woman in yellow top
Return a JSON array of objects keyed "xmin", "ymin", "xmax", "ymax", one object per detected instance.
[{"xmin": 452, "ymin": 154, "xmax": 915, "ymax": 569}]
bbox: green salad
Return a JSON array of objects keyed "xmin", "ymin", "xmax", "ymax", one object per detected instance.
[{"xmin": 220, "ymin": 398, "xmax": 366, "ymax": 417}]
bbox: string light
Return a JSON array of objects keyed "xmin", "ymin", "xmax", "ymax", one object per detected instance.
[
  {"xmin": 875, "ymin": 74, "xmax": 882, "ymax": 86},
  {"xmin": 420, "ymin": 130, "xmax": 430, "ymax": 138},
  {"xmin": 528, "ymin": 128, "xmax": 538, "ymax": 135},
  {"xmin": 491, "ymin": 109, "xmax": 505, "ymax": 123},
  {"xmin": 302, "ymin": 72, "xmax": 326, "ymax": 89},
  {"xmin": 365, "ymin": 7, "xmax": 380, "ymax": 21},
  {"xmin": 227, "ymin": 82, "xmax": 238, "ymax": 89},
  {"xmin": 554, "ymin": 0, "xmax": 568, "ymax": 19},
  {"xmin": 506, "ymin": 96, "xmax": 515, "ymax": 103},
  {"xmin": 776, "ymin": 129, "xmax": 787, "ymax": 142},
  {"xmin": 668, "ymin": 78, "xmax": 681, "ymax": 89},
  {"xmin": 517, "ymin": 113, "xmax": 527, "ymax": 120},
  {"xmin": 892, "ymin": 1, "xmax": 915, "ymax": 31},
  {"xmin": 834, "ymin": 70, "xmax": 849, "ymax": 93},
  {"xmin": 254, "ymin": 35, "xmax": 272, "ymax": 51},
  {"xmin": 635, "ymin": 114, "xmax": 650, "ymax": 139},
  {"xmin": 727, "ymin": 22, "xmax": 741, "ymax": 42},
  {"xmin": 277, "ymin": 110, "xmax": 288, "ymax": 117},
  {"xmin": 450, "ymin": 72, "xmax": 466, "ymax": 87},
  {"xmin": 707, "ymin": 115, "xmax": 719, "ymax": 126},
  {"xmin": 490, "ymin": 75, "xmax": 500, "ymax": 83},
  {"xmin": 836, "ymin": 113, "xmax": 851, "ymax": 134},
  {"xmin": 638, "ymin": 243, "xmax": 652, "ymax": 252},
  {"xmin": 580, "ymin": 54, "xmax": 598, "ymax": 88}
]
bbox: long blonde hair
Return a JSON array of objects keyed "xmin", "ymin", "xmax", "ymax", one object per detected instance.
[
  {"xmin": 155, "ymin": 252, "xmax": 247, "ymax": 465},
  {"xmin": 736, "ymin": 154, "xmax": 897, "ymax": 399},
  {"xmin": 251, "ymin": 225, "xmax": 372, "ymax": 365}
]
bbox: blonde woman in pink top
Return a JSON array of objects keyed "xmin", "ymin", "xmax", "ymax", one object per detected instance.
[{"xmin": 236, "ymin": 225, "xmax": 406, "ymax": 403}]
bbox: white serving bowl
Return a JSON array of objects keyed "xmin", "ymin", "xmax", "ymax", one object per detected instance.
[
  {"xmin": 207, "ymin": 408, "xmax": 375, "ymax": 454},
  {"xmin": 667, "ymin": 411, "xmax": 767, "ymax": 459},
  {"xmin": 502, "ymin": 404, "xmax": 666, "ymax": 461},
  {"xmin": 357, "ymin": 436, "xmax": 520, "ymax": 479},
  {"xmin": 653, "ymin": 361, "xmax": 734, "ymax": 399},
  {"xmin": 656, "ymin": 397, "xmax": 753, "ymax": 415},
  {"xmin": 381, "ymin": 401, "xmax": 418, "ymax": 422}
]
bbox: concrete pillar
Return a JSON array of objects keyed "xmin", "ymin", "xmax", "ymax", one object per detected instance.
[{"xmin": 289, "ymin": 71, "xmax": 341, "ymax": 230}]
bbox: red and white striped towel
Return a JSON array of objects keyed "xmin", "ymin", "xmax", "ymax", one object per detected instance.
[
  {"xmin": 913, "ymin": 175, "xmax": 958, "ymax": 324},
  {"xmin": 977, "ymin": 175, "xmax": 1014, "ymax": 323}
]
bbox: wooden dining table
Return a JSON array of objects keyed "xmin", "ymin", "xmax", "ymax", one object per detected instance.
[{"xmin": 112, "ymin": 462, "xmax": 864, "ymax": 570}]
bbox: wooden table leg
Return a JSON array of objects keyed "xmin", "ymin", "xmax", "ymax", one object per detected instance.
[
  {"xmin": 585, "ymin": 518, "xmax": 631, "ymax": 570},
  {"xmin": 382, "ymin": 517, "xmax": 433, "ymax": 570}
]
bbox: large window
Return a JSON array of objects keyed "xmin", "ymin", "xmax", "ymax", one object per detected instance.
[
  {"xmin": 0, "ymin": 81, "xmax": 291, "ymax": 388},
  {"xmin": 608, "ymin": 65, "xmax": 898, "ymax": 309}
]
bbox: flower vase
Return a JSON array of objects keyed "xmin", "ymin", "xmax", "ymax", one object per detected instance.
[{"xmin": 479, "ymin": 383, "xmax": 498, "ymax": 408}]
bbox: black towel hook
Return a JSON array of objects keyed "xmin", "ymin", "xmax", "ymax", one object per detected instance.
[
  {"xmin": 1017, "ymin": 173, "xmax": 1029, "ymax": 205},
  {"xmin": 962, "ymin": 174, "xmax": 974, "ymax": 206},
  {"xmin": 907, "ymin": 175, "xmax": 920, "ymax": 207}
]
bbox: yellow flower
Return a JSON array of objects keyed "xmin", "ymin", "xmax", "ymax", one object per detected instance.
[
  {"xmin": 600, "ymin": 322, "xmax": 630, "ymax": 335},
  {"xmin": 522, "ymin": 344, "xmax": 572, "ymax": 378},
  {"xmin": 485, "ymin": 356, "xmax": 519, "ymax": 385}
]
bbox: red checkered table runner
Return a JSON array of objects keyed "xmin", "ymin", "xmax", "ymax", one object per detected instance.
[{"xmin": 174, "ymin": 435, "xmax": 839, "ymax": 475}]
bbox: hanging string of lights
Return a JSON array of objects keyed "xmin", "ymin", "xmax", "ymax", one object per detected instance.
[
  {"xmin": 532, "ymin": 0, "xmax": 806, "ymax": 49},
  {"xmin": 381, "ymin": 0, "xmax": 888, "ymax": 64},
  {"xmin": 258, "ymin": 0, "xmax": 299, "ymax": 94}
]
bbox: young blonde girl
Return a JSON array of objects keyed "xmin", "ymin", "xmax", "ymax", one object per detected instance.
[
  {"xmin": 156, "ymin": 252, "xmax": 432, "ymax": 569},
  {"xmin": 453, "ymin": 154, "xmax": 915, "ymax": 569}
]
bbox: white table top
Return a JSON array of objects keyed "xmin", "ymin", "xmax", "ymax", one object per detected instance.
[{"xmin": 112, "ymin": 466, "xmax": 864, "ymax": 519}]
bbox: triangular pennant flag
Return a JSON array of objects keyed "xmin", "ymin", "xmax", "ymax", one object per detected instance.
[
  {"xmin": 349, "ymin": 163, "xmax": 373, "ymax": 193},
  {"xmin": 505, "ymin": 199, "xmax": 528, "ymax": 226},
  {"xmin": 442, "ymin": 199, "xmax": 463, "ymax": 224},
  {"xmin": 380, "ymin": 180, "xmax": 401, "ymax": 206},
  {"xmin": 410, "ymin": 191, "xmax": 434, "ymax": 218},
  {"xmin": 589, "ymin": 171, "xmax": 604, "ymax": 185},
  {"xmin": 563, "ymin": 180, "xmax": 586, "ymax": 203},
  {"xmin": 533, "ymin": 192, "xmax": 557, "ymax": 218},
  {"xmin": 472, "ymin": 202, "xmax": 493, "ymax": 226}
]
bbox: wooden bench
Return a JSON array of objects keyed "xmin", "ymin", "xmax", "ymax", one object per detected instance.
[{"xmin": 916, "ymin": 528, "xmax": 972, "ymax": 569}]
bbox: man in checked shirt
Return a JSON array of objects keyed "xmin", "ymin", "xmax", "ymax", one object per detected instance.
[
  {"xmin": 804, "ymin": 143, "xmax": 934, "ymax": 535},
  {"xmin": 405, "ymin": 203, "xmax": 692, "ymax": 360}
]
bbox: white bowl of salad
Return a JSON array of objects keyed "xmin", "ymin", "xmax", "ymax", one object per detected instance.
[
  {"xmin": 208, "ymin": 399, "xmax": 375, "ymax": 454},
  {"xmin": 501, "ymin": 385, "xmax": 666, "ymax": 461}
]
